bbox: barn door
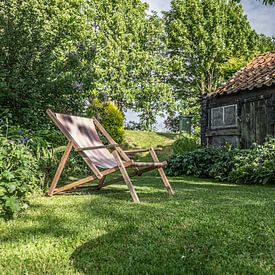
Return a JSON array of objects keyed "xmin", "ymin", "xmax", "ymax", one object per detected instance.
[{"xmin": 240, "ymin": 98, "xmax": 269, "ymax": 148}]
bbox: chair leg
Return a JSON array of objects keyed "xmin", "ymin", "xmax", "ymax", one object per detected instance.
[
  {"xmin": 149, "ymin": 148, "xmax": 175, "ymax": 195},
  {"xmin": 97, "ymin": 176, "xmax": 106, "ymax": 190},
  {"xmin": 48, "ymin": 141, "xmax": 73, "ymax": 196},
  {"xmin": 113, "ymin": 151, "xmax": 140, "ymax": 203}
]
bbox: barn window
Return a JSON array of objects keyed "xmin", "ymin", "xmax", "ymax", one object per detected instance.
[{"xmin": 211, "ymin": 105, "xmax": 237, "ymax": 129}]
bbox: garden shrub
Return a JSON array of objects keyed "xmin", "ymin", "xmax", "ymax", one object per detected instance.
[
  {"xmin": 28, "ymin": 130, "xmax": 90, "ymax": 189},
  {"xmin": 173, "ymin": 132, "xmax": 200, "ymax": 154},
  {"xmin": 166, "ymin": 146, "xmax": 234, "ymax": 180},
  {"xmin": 166, "ymin": 139, "xmax": 275, "ymax": 185},
  {"xmin": 228, "ymin": 140, "xmax": 275, "ymax": 185},
  {"xmin": 0, "ymin": 137, "xmax": 42, "ymax": 220},
  {"xmin": 88, "ymin": 99, "xmax": 125, "ymax": 143}
]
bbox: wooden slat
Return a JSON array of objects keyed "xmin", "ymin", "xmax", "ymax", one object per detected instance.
[
  {"xmin": 149, "ymin": 148, "xmax": 174, "ymax": 195},
  {"xmin": 53, "ymin": 175, "xmax": 96, "ymax": 195},
  {"xmin": 124, "ymin": 147, "xmax": 162, "ymax": 154},
  {"xmin": 48, "ymin": 141, "xmax": 73, "ymax": 196},
  {"xmin": 75, "ymin": 144, "xmax": 118, "ymax": 152},
  {"xmin": 132, "ymin": 161, "xmax": 167, "ymax": 167},
  {"xmin": 112, "ymin": 150, "xmax": 140, "ymax": 203}
]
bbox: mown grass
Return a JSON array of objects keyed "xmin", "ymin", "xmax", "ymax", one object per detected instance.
[
  {"xmin": 1, "ymin": 175, "xmax": 274, "ymax": 274},
  {"xmin": 1, "ymin": 131, "xmax": 274, "ymax": 274},
  {"xmin": 123, "ymin": 130, "xmax": 176, "ymax": 161}
]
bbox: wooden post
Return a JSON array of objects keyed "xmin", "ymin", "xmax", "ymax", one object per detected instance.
[
  {"xmin": 112, "ymin": 150, "xmax": 140, "ymax": 203},
  {"xmin": 48, "ymin": 141, "xmax": 73, "ymax": 196},
  {"xmin": 149, "ymin": 147, "xmax": 175, "ymax": 195}
]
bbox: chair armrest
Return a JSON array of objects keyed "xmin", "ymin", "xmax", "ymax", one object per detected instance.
[
  {"xmin": 75, "ymin": 144, "xmax": 118, "ymax": 151},
  {"xmin": 124, "ymin": 147, "xmax": 162, "ymax": 154}
]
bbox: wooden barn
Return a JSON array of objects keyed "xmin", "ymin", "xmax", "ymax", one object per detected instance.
[{"xmin": 201, "ymin": 52, "xmax": 275, "ymax": 148}]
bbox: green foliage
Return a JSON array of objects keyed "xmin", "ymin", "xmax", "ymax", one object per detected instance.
[
  {"xmin": 164, "ymin": 0, "xmax": 275, "ymax": 125},
  {"xmin": 234, "ymin": 0, "xmax": 275, "ymax": 4},
  {"xmin": 228, "ymin": 140, "xmax": 275, "ymax": 184},
  {"xmin": 85, "ymin": 2, "xmax": 175, "ymax": 129},
  {"xmin": 166, "ymin": 146, "xmax": 234, "ymax": 180},
  {"xmin": 164, "ymin": 115, "xmax": 180, "ymax": 132},
  {"xmin": 0, "ymin": 137, "xmax": 42, "ymax": 220},
  {"xmin": 173, "ymin": 132, "xmax": 200, "ymax": 154},
  {"xmin": 0, "ymin": 0, "xmax": 92, "ymax": 128},
  {"xmin": 0, "ymin": 0, "xmax": 176, "ymax": 130},
  {"xmin": 88, "ymin": 100, "xmax": 125, "ymax": 143},
  {"xmin": 220, "ymin": 57, "xmax": 248, "ymax": 81},
  {"xmin": 261, "ymin": 0, "xmax": 275, "ymax": 3},
  {"xmin": 167, "ymin": 139, "xmax": 275, "ymax": 184}
]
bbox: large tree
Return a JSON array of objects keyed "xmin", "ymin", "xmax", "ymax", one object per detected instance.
[
  {"xmin": 0, "ymin": 0, "xmax": 175, "ymax": 130},
  {"xmin": 0, "ymin": 0, "xmax": 93, "ymax": 128},
  {"xmin": 164, "ymin": 0, "xmax": 275, "ymax": 122},
  {"xmin": 80, "ymin": 1, "xmax": 175, "ymax": 130}
]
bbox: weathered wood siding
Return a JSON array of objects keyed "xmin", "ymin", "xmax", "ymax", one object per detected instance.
[{"xmin": 201, "ymin": 86, "xmax": 275, "ymax": 148}]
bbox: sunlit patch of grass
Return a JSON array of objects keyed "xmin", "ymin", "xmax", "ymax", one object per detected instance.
[{"xmin": 0, "ymin": 175, "xmax": 274, "ymax": 274}]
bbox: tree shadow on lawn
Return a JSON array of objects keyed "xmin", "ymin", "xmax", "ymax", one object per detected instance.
[
  {"xmin": 0, "ymin": 203, "xmax": 77, "ymax": 244},
  {"xmin": 70, "ymin": 223, "xmax": 273, "ymax": 274},
  {"xmin": 1, "ymin": 175, "xmax": 274, "ymax": 246}
]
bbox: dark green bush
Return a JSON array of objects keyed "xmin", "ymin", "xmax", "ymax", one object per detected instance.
[
  {"xmin": 166, "ymin": 139, "xmax": 275, "ymax": 185},
  {"xmin": 166, "ymin": 146, "xmax": 234, "ymax": 180},
  {"xmin": 88, "ymin": 99, "xmax": 125, "ymax": 143},
  {"xmin": 173, "ymin": 132, "xmax": 200, "ymax": 154},
  {"xmin": 0, "ymin": 137, "xmax": 42, "ymax": 220},
  {"xmin": 28, "ymin": 130, "xmax": 90, "ymax": 189},
  {"xmin": 228, "ymin": 141, "xmax": 275, "ymax": 184}
]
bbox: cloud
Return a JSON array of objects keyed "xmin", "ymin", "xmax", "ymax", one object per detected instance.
[{"xmin": 241, "ymin": 0, "xmax": 275, "ymax": 36}]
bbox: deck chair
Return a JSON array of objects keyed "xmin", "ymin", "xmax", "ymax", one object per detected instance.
[{"xmin": 46, "ymin": 109, "xmax": 174, "ymax": 202}]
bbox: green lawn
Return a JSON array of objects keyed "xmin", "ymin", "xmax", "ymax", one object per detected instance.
[
  {"xmin": 1, "ymin": 175, "xmax": 274, "ymax": 274},
  {"xmin": 123, "ymin": 130, "xmax": 176, "ymax": 160}
]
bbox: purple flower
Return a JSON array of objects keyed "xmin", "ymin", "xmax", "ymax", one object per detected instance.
[
  {"xmin": 72, "ymin": 81, "xmax": 83, "ymax": 90},
  {"xmin": 18, "ymin": 135, "xmax": 29, "ymax": 144}
]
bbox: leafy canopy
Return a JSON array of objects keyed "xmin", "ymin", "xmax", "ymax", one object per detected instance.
[{"xmin": 164, "ymin": 0, "xmax": 275, "ymax": 123}]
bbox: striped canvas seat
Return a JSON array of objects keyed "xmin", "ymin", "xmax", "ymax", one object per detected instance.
[{"xmin": 55, "ymin": 113, "xmax": 117, "ymax": 168}]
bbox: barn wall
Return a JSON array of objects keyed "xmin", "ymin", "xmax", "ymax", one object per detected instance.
[
  {"xmin": 201, "ymin": 86, "xmax": 275, "ymax": 148},
  {"xmin": 200, "ymin": 95, "xmax": 208, "ymax": 146}
]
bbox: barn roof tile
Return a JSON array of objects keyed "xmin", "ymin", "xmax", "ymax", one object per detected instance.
[{"xmin": 208, "ymin": 51, "xmax": 275, "ymax": 97}]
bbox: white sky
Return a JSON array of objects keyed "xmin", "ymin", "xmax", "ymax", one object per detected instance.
[{"xmin": 126, "ymin": 0, "xmax": 275, "ymax": 130}]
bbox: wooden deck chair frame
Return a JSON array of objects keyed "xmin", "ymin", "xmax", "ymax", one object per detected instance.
[{"xmin": 46, "ymin": 109, "xmax": 174, "ymax": 203}]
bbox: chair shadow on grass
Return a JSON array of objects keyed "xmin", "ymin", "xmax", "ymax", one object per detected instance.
[{"xmin": 55, "ymin": 173, "xmax": 275, "ymax": 205}]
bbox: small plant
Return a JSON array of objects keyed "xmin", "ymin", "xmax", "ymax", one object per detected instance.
[
  {"xmin": 166, "ymin": 146, "xmax": 233, "ymax": 179},
  {"xmin": 172, "ymin": 132, "xmax": 200, "ymax": 154},
  {"xmin": 228, "ymin": 139, "xmax": 275, "ymax": 185},
  {"xmin": 88, "ymin": 99, "xmax": 125, "ymax": 143},
  {"xmin": 0, "ymin": 137, "xmax": 42, "ymax": 220}
]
